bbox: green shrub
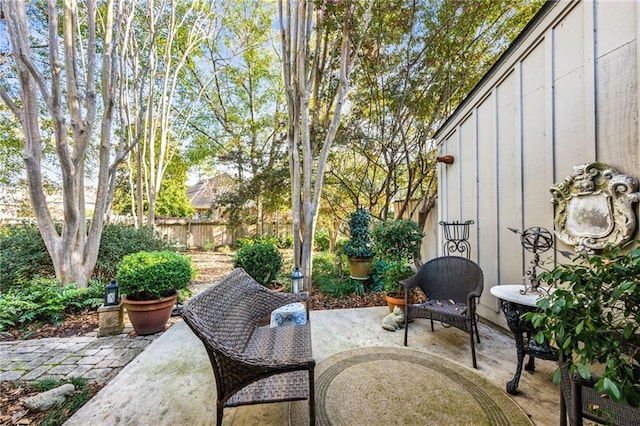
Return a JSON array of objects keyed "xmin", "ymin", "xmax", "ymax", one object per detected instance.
[
  {"xmin": 343, "ymin": 208, "xmax": 374, "ymax": 258},
  {"xmin": 233, "ymin": 242, "xmax": 283, "ymax": 285},
  {"xmin": 369, "ymin": 258, "xmax": 390, "ymax": 293},
  {"xmin": 0, "ymin": 277, "xmax": 103, "ymax": 332},
  {"xmin": 0, "ymin": 223, "xmax": 176, "ymax": 290},
  {"xmin": 94, "ymin": 223, "xmax": 174, "ymax": 282},
  {"xmin": 372, "ymin": 219, "xmax": 423, "ymax": 293},
  {"xmin": 372, "ymin": 219, "xmax": 424, "ymax": 263},
  {"xmin": 313, "ymin": 252, "xmax": 363, "ymax": 297},
  {"xmin": 314, "ymin": 229, "xmax": 330, "ymax": 251},
  {"xmin": 116, "ymin": 251, "xmax": 195, "ymax": 300},
  {"xmin": 0, "ymin": 223, "xmax": 55, "ymax": 291},
  {"xmin": 277, "ymin": 235, "xmax": 293, "ymax": 249},
  {"xmin": 529, "ymin": 244, "xmax": 640, "ymax": 407}
]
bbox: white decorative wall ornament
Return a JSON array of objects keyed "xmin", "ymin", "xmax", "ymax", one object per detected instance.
[{"xmin": 550, "ymin": 162, "xmax": 640, "ymax": 252}]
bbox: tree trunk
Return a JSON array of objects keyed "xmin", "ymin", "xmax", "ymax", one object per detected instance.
[
  {"xmin": 279, "ymin": 0, "xmax": 372, "ymax": 291},
  {"xmin": 0, "ymin": 1, "xmax": 131, "ymax": 287}
]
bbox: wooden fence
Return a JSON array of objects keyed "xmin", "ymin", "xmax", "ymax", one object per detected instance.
[{"xmin": 155, "ymin": 219, "xmax": 291, "ymax": 249}]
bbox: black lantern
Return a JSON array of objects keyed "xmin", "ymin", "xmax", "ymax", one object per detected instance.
[
  {"xmin": 104, "ymin": 279, "xmax": 120, "ymax": 306},
  {"xmin": 290, "ymin": 266, "xmax": 303, "ymax": 293}
]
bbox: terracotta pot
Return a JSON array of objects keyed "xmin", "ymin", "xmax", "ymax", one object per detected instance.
[
  {"xmin": 123, "ymin": 292, "xmax": 178, "ymax": 335},
  {"xmin": 348, "ymin": 257, "xmax": 373, "ymax": 280},
  {"xmin": 385, "ymin": 291, "xmax": 413, "ymax": 313}
]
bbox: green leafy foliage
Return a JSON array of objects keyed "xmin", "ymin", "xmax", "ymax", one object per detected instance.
[
  {"xmin": 372, "ymin": 219, "xmax": 424, "ymax": 263},
  {"xmin": 233, "ymin": 242, "xmax": 283, "ymax": 285},
  {"xmin": 0, "ymin": 278, "xmax": 103, "ymax": 332},
  {"xmin": 528, "ymin": 244, "xmax": 640, "ymax": 407},
  {"xmin": 314, "ymin": 229, "xmax": 330, "ymax": 252},
  {"xmin": 116, "ymin": 251, "xmax": 195, "ymax": 300},
  {"xmin": 371, "ymin": 219, "xmax": 424, "ymax": 293},
  {"xmin": 155, "ymin": 154, "xmax": 195, "ymax": 218},
  {"xmin": 370, "ymin": 258, "xmax": 413, "ymax": 294},
  {"xmin": 94, "ymin": 223, "xmax": 176, "ymax": 283},
  {"xmin": 235, "ymin": 235, "xmax": 281, "ymax": 250},
  {"xmin": 343, "ymin": 208, "xmax": 374, "ymax": 258},
  {"xmin": 0, "ymin": 223, "xmax": 55, "ymax": 291},
  {"xmin": 0, "ymin": 223, "xmax": 176, "ymax": 291},
  {"xmin": 313, "ymin": 252, "xmax": 363, "ymax": 297}
]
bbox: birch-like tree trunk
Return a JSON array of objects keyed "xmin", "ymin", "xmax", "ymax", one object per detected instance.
[
  {"xmin": 279, "ymin": 0, "xmax": 372, "ymax": 290},
  {"xmin": 119, "ymin": 0, "xmax": 212, "ymax": 226},
  {"xmin": 0, "ymin": 0, "xmax": 133, "ymax": 287}
]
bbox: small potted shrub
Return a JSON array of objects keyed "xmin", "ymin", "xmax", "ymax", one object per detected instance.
[
  {"xmin": 343, "ymin": 208, "xmax": 375, "ymax": 279},
  {"xmin": 117, "ymin": 250, "xmax": 195, "ymax": 335},
  {"xmin": 372, "ymin": 218, "xmax": 424, "ymax": 311},
  {"xmin": 233, "ymin": 241, "xmax": 283, "ymax": 290},
  {"xmin": 529, "ymin": 243, "xmax": 640, "ymax": 410}
]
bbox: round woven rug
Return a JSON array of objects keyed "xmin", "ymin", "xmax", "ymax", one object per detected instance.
[{"xmin": 293, "ymin": 346, "xmax": 532, "ymax": 426}]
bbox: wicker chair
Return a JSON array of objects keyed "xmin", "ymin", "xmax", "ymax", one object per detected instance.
[
  {"xmin": 559, "ymin": 363, "xmax": 640, "ymax": 426},
  {"xmin": 181, "ymin": 268, "xmax": 316, "ymax": 426},
  {"xmin": 402, "ymin": 256, "xmax": 484, "ymax": 368}
]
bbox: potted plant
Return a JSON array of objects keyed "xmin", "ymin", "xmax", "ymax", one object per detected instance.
[
  {"xmin": 233, "ymin": 241, "xmax": 284, "ymax": 291},
  {"xmin": 343, "ymin": 208, "xmax": 375, "ymax": 280},
  {"xmin": 117, "ymin": 250, "xmax": 195, "ymax": 335},
  {"xmin": 528, "ymin": 243, "xmax": 640, "ymax": 409},
  {"xmin": 372, "ymin": 218, "xmax": 424, "ymax": 312}
]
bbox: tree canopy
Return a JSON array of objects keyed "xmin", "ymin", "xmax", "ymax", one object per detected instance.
[{"xmin": 0, "ymin": 0, "xmax": 543, "ymax": 287}]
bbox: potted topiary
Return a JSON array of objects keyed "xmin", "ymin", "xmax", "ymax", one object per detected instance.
[
  {"xmin": 529, "ymin": 243, "xmax": 640, "ymax": 412},
  {"xmin": 343, "ymin": 208, "xmax": 375, "ymax": 280},
  {"xmin": 233, "ymin": 241, "xmax": 284, "ymax": 290},
  {"xmin": 117, "ymin": 250, "xmax": 195, "ymax": 335},
  {"xmin": 372, "ymin": 218, "xmax": 424, "ymax": 312}
]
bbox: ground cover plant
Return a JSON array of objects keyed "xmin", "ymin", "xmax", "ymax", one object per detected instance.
[
  {"xmin": 0, "ymin": 278, "xmax": 103, "ymax": 336},
  {"xmin": 0, "ymin": 377, "xmax": 104, "ymax": 426}
]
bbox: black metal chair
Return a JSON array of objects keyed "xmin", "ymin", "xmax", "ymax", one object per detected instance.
[
  {"xmin": 559, "ymin": 363, "xmax": 640, "ymax": 426},
  {"xmin": 402, "ymin": 256, "xmax": 484, "ymax": 368}
]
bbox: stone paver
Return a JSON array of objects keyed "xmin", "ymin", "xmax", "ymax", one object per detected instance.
[{"xmin": 0, "ymin": 331, "xmax": 161, "ymax": 385}]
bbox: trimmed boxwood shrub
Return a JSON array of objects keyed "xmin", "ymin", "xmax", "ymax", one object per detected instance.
[
  {"xmin": 233, "ymin": 242, "xmax": 283, "ymax": 285},
  {"xmin": 116, "ymin": 251, "xmax": 195, "ymax": 301},
  {"xmin": 94, "ymin": 223, "xmax": 174, "ymax": 282}
]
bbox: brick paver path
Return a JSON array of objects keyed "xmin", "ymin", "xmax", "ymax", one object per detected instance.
[{"xmin": 0, "ymin": 333, "xmax": 159, "ymax": 384}]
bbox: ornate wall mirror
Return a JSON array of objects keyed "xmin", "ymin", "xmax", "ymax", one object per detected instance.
[{"xmin": 550, "ymin": 162, "xmax": 640, "ymax": 252}]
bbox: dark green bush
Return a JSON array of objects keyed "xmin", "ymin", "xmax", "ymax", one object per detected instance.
[
  {"xmin": 529, "ymin": 244, "xmax": 640, "ymax": 407},
  {"xmin": 372, "ymin": 219, "xmax": 424, "ymax": 263},
  {"xmin": 0, "ymin": 277, "xmax": 103, "ymax": 332},
  {"xmin": 233, "ymin": 242, "xmax": 283, "ymax": 285},
  {"xmin": 0, "ymin": 223, "xmax": 175, "ymax": 291},
  {"xmin": 372, "ymin": 219, "xmax": 424, "ymax": 293},
  {"xmin": 0, "ymin": 223, "xmax": 55, "ymax": 291},
  {"xmin": 343, "ymin": 208, "xmax": 374, "ymax": 258},
  {"xmin": 94, "ymin": 223, "xmax": 174, "ymax": 282},
  {"xmin": 369, "ymin": 258, "xmax": 390, "ymax": 293},
  {"xmin": 116, "ymin": 251, "xmax": 195, "ymax": 300}
]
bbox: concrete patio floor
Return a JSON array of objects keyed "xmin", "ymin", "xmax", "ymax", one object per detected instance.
[{"xmin": 66, "ymin": 306, "xmax": 560, "ymax": 425}]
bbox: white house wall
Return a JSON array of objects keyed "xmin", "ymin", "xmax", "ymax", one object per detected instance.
[{"xmin": 433, "ymin": 0, "xmax": 640, "ymax": 328}]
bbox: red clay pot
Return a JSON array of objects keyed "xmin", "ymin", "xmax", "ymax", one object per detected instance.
[{"xmin": 123, "ymin": 292, "xmax": 177, "ymax": 335}]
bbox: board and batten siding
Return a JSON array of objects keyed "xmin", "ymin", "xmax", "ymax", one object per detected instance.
[{"xmin": 433, "ymin": 0, "xmax": 640, "ymax": 328}]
